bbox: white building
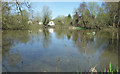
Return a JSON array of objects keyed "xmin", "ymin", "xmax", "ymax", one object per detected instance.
[
  {"xmin": 28, "ymin": 20, "xmax": 32, "ymax": 24},
  {"xmin": 48, "ymin": 21, "xmax": 55, "ymax": 26}
]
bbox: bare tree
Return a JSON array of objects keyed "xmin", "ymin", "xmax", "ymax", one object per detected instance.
[{"xmin": 41, "ymin": 6, "xmax": 52, "ymax": 26}]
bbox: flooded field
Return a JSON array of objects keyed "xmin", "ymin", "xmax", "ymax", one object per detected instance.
[{"xmin": 2, "ymin": 28, "xmax": 119, "ymax": 72}]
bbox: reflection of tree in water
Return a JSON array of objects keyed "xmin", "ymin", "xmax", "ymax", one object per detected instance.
[
  {"xmin": 70, "ymin": 30, "xmax": 119, "ymax": 56},
  {"xmin": 42, "ymin": 29, "xmax": 51, "ymax": 48},
  {"xmin": 72, "ymin": 30, "xmax": 95, "ymax": 54},
  {"xmin": 54, "ymin": 29, "xmax": 118, "ymax": 56},
  {"xmin": 96, "ymin": 30, "xmax": 119, "ymax": 69},
  {"xmin": 55, "ymin": 29, "xmax": 65, "ymax": 39},
  {"xmin": 2, "ymin": 30, "xmax": 30, "ymax": 57},
  {"xmin": 2, "ymin": 32, "xmax": 13, "ymax": 57},
  {"xmin": 2, "ymin": 49, "xmax": 23, "ymax": 72},
  {"xmin": 72, "ymin": 30, "xmax": 79, "ymax": 42},
  {"xmin": 55, "ymin": 29, "xmax": 73, "ymax": 40},
  {"xmin": 3, "ymin": 50, "xmax": 22, "ymax": 66},
  {"xmin": 71, "ymin": 30, "xmax": 118, "ymax": 65},
  {"xmin": 70, "ymin": 30, "xmax": 118, "ymax": 70},
  {"xmin": 2, "ymin": 30, "xmax": 30, "ymax": 71},
  {"xmin": 96, "ymin": 31, "xmax": 119, "ymax": 53},
  {"xmin": 66, "ymin": 30, "xmax": 72, "ymax": 40}
]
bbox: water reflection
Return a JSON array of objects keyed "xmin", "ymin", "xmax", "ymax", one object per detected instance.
[
  {"xmin": 2, "ymin": 30, "xmax": 30, "ymax": 56},
  {"xmin": 2, "ymin": 29, "xmax": 119, "ymax": 72},
  {"xmin": 42, "ymin": 29, "xmax": 51, "ymax": 48},
  {"xmin": 48, "ymin": 28, "xmax": 54, "ymax": 33}
]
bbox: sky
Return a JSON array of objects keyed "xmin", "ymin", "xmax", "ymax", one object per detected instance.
[{"xmin": 31, "ymin": 2, "xmax": 102, "ymax": 19}]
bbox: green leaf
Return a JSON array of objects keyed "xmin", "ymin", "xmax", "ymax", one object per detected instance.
[
  {"xmin": 104, "ymin": 69, "xmax": 106, "ymax": 72},
  {"xmin": 116, "ymin": 65, "xmax": 119, "ymax": 72},
  {"xmin": 109, "ymin": 62, "xmax": 111, "ymax": 72}
]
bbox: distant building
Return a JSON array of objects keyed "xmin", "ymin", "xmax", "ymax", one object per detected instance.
[
  {"xmin": 39, "ymin": 22, "xmax": 43, "ymax": 25},
  {"xmin": 48, "ymin": 21, "xmax": 55, "ymax": 26},
  {"xmin": 28, "ymin": 20, "xmax": 32, "ymax": 24}
]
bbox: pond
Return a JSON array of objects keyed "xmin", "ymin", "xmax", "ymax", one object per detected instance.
[{"xmin": 2, "ymin": 28, "xmax": 119, "ymax": 72}]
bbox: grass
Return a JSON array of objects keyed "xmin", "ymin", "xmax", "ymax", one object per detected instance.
[
  {"xmin": 104, "ymin": 62, "xmax": 119, "ymax": 73},
  {"xmin": 74, "ymin": 62, "xmax": 119, "ymax": 74},
  {"xmin": 75, "ymin": 27, "xmax": 89, "ymax": 29}
]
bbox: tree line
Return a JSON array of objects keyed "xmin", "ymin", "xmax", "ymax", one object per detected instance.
[
  {"xmin": 2, "ymin": 2, "xmax": 31, "ymax": 30},
  {"xmin": 2, "ymin": 2, "xmax": 120, "ymax": 30},
  {"xmin": 2, "ymin": 2, "xmax": 52, "ymax": 30},
  {"xmin": 54, "ymin": 2, "xmax": 119, "ymax": 29}
]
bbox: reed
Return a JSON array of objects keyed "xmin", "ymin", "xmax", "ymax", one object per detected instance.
[{"xmin": 104, "ymin": 62, "xmax": 119, "ymax": 73}]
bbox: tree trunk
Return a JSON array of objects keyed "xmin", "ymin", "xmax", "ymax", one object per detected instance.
[
  {"xmin": 113, "ymin": 14, "xmax": 117, "ymax": 27},
  {"xmin": 113, "ymin": 23, "xmax": 116, "ymax": 27}
]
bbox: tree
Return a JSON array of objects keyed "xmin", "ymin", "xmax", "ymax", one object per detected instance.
[
  {"xmin": 21, "ymin": 10, "xmax": 30, "ymax": 26},
  {"xmin": 5, "ymin": 10, "xmax": 30, "ymax": 30},
  {"xmin": 54, "ymin": 14, "xmax": 72, "ymax": 26},
  {"xmin": 54, "ymin": 15, "xmax": 65, "ymax": 26},
  {"xmin": 64, "ymin": 14, "xmax": 72, "ymax": 25},
  {"xmin": 73, "ymin": 12, "xmax": 79, "ymax": 26},
  {"xmin": 78, "ymin": 2, "xmax": 87, "ymax": 27},
  {"xmin": 88, "ymin": 2, "xmax": 99, "ymax": 17},
  {"xmin": 2, "ymin": 2, "xmax": 31, "ymax": 30},
  {"xmin": 41, "ymin": 6, "xmax": 52, "ymax": 26},
  {"xmin": 103, "ymin": 2, "xmax": 119, "ymax": 27},
  {"xmin": 83, "ymin": 8, "xmax": 91, "ymax": 28},
  {"xmin": 96, "ymin": 7, "xmax": 111, "ymax": 28},
  {"xmin": 2, "ymin": 2, "xmax": 11, "ymax": 28},
  {"xmin": 87, "ymin": 2, "xmax": 100, "ymax": 27},
  {"xmin": 78, "ymin": 2, "xmax": 87, "ymax": 16},
  {"xmin": 34, "ymin": 11, "xmax": 41, "ymax": 23}
]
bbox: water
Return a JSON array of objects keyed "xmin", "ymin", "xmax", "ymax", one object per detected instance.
[{"xmin": 2, "ymin": 28, "xmax": 119, "ymax": 72}]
